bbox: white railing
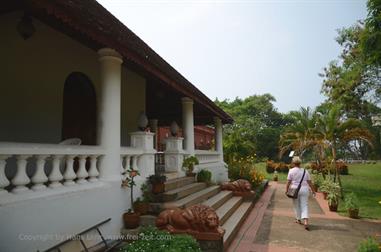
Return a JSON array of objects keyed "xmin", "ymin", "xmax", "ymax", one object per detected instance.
[
  {"xmin": 0, "ymin": 142, "xmax": 104, "ymax": 195},
  {"xmin": 120, "ymin": 147, "xmax": 143, "ymax": 178},
  {"xmin": 195, "ymin": 150, "xmax": 220, "ymax": 164}
]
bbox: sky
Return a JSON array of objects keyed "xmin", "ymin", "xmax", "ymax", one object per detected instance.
[{"xmin": 96, "ymin": 0, "xmax": 367, "ymax": 113}]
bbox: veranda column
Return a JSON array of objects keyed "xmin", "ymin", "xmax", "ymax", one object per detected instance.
[
  {"xmin": 181, "ymin": 97, "xmax": 195, "ymax": 156},
  {"xmin": 97, "ymin": 48, "xmax": 123, "ymax": 181},
  {"xmin": 214, "ymin": 117, "xmax": 224, "ymax": 162},
  {"xmin": 149, "ymin": 119, "xmax": 158, "ymax": 150}
]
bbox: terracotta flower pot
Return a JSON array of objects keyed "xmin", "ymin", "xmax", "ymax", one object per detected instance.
[
  {"xmin": 348, "ymin": 208, "xmax": 359, "ymax": 219},
  {"xmin": 152, "ymin": 183, "xmax": 165, "ymax": 194},
  {"xmin": 123, "ymin": 212, "xmax": 140, "ymax": 229},
  {"xmin": 134, "ymin": 202, "xmax": 149, "ymax": 215},
  {"xmin": 328, "ymin": 202, "xmax": 338, "ymax": 212}
]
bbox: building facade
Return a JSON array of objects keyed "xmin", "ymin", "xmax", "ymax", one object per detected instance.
[{"xmin": 0, "ymin": 1, "xmax": 232, "ymax": 251}]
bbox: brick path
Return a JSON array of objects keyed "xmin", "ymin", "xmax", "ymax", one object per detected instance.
[{"xmin": 227, "ymin": 182, "xmax": 381, "ymax": 252}]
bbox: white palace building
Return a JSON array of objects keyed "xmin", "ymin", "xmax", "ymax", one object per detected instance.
[{"xmin": 0, "ymin": 0, "xmax": 234, "ymax": 251}]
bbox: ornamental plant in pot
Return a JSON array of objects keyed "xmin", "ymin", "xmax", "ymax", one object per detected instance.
[
  {"xmin": 148, "ymin": 174, "xmax": 167, "ymax": 194},
  {"xmin": 182, "ymin": 156, "xmax": 199, "ymax": 177},
  {"xmin": 197, "ymin": 169, "xmax": 212, "ymax": 185},
  {"xmin": 344, "ymin": 192, "xmax": 360, "ymax": 218},
  {"xmin": 312, "ymin": 173, "xmax": 324, "ymax": 192},
  {"xmin": 133, "ymin": 182, "xmax": 152, "ymax": 215},
  {"xmin": 121, "ymin": 168, "xmax": 140, "ymax": 229},
  {"xmin": 320, "ymin": 177, "xmax": 339, "ymax": 200},
  {"xmin": 327, "ymin": 192, "xmax": 339, "ymax": 211}
]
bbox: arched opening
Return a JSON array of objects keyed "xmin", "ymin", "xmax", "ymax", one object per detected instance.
[{"xmin": 62, "ymin": 72, "xmax": 97, "ymax": 145}]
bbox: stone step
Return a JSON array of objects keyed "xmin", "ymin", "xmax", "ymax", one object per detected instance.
[
  {"xmin": 163, "ymin": 185, "xmax": 221, "ymax": 209},
  {"xmin": 222, "ymin": 201, "xmax": 253, "ymax": 247},
  {"xmin": 216, "ymin": 196, "xmax": 243, "ymax": 225},
  {"xmin": 203, "ymin": 190, "xmax": 233, "ymax": 210},
  {"xmin": 162, "ymin": 182, "xmax": 206, "ymax": 202},
  {"xmin": 164, "ymin": 176, "xmax": 195, "ymax": 192},
  {"xmin": 163, "ymin": 172, "xmax": 179, "ymax": 180}
]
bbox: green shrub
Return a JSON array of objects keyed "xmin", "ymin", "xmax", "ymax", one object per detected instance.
[
  {"xmin": 120, "ymin": 226, "xmax": 201, "ymax": 252},
  {"xmin": 197, "ymin": 169, "xmax": 212, "ymax": 183},
  {"xmin": 344, "ymin": 192, "xmax": 360, "ymax": 210},
  {"xmin": 227, "ymin": 156, "xmax": 264, "ymax": 189},
  {"xmin": 312, "ymin": 173, "xmax": 324, "ymax": 189},
  {"xmin": 357, "ymin": 237, "xmax": 380, "ymax": 252}
]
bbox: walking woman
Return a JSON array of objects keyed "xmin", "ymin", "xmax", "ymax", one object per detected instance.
[{"xmin": 285, "ymin": 156, "xmax": 316, "ymax": 230}]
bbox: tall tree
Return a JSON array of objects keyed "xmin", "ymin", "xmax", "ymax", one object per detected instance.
[{"xmin": 215, "ymin": 94, "xmax": 291, "ymax": 161}]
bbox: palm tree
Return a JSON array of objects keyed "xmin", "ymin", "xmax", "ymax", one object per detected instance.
[
  {"xmin": 315, "ymin": 104, "xmax": 374, "ymax": 197},
  {"xmin": 279, "ymin": 107, "xmax": 318, "ymax": 157}
]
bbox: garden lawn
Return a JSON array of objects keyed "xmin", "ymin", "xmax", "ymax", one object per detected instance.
[
  {"xmin": 255, "ymin": 162, "xmax": 288, "ymax": 182},
  {"xmin": 337, "ymin": 163, "xmax": 381, "ymax": 220}
]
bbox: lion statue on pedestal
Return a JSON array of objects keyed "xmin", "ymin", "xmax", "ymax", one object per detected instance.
[
  {"xmin": 221, "ymin": 179, "xmax": 255, "ymax": 198},
  {"xmin": 221, "ymin": 179, "xmax": 251, "ymax": 192},
  {"xmin": 155, "ymin": 205, "xmax": 225, "ymax": 240}
]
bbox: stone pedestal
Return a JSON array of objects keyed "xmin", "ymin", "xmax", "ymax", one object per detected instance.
[
  {"xmin": 130, "ymin": 131, "xmax": 156, "ymax": 179},
  {"xmin": 198, "ymin": 238, "xmax": 224, "ymax": 252},
  {"xmin": 164, "ymin": 137, "xmax": 185, "ymax": 175}
]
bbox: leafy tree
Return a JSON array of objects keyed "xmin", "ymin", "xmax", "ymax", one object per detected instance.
[
  {"xmin": 215, "ymin": 94, "xmax": 292, "ymax": 161},
  {"xmin": 361, "ymin": 0, "xmax": 381, "ymax": 67}
]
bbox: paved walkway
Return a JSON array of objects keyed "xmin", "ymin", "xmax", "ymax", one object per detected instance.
[{"xmin": 227, "ymin": 182, "xmax": 381, "ymax": 252}]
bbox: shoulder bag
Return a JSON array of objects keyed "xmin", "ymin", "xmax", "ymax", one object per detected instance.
[{"xmin": 286, "ymin": 169, "xmax": 306, "ymax": 199}]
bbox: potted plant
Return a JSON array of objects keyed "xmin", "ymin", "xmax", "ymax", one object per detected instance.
[
  {"xmin": 197, "ymin": 169, "xmax": 212, "ymax": 185},
  {"xmin": 325, "ymin": 180, "xmax": 340, "ymax": 211},
  {"xmin": 148, "ymin": 174, "xmax": 167, "ymax": 194},
  {"xmin": 312, "ymin": 173, "xmax": 323, "ymax": 192},
  {"xmin": 133, "ymin": 182, "xmax": 152, "ymax": 215},
  {"xmin": 273, "ymin": 170, "xmax": 278, "ymax": 181},
  {"xmin": 320, "ymin": 178, "xmax": 339, "ymax": 200},
  {"xmin": 327, "ymin": 192, "xmax": 339, "ymax": 211},
  {"xmin": 121, "ymin": 168, "xmax": 140, "ymax": 229},
  {"xmin": 344, "ymin": 192, "xmax": 360, "ymax": 218},
  {"xmin": 182, "ymin": 156, "xmax": 199, "ymax": 176}
]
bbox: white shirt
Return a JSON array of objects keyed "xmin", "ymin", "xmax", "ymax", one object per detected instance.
[{"xmin": 287, "ymin": 167, "xmax": 310, "ymax": 188}]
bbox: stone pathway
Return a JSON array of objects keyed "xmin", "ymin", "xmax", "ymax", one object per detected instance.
[{"xmin": 227, "ymin": 182, "xmax": 381, "ymax": 252}]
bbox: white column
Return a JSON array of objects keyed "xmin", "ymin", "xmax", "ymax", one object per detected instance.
[
  {"xmin": 0, "ymin": 155, "xmax": 10, "ymax": 194},
  {"xmin": 214, "ymin": 117, "xmax": 224, "ymax": 162},
  {"xmin": 130, "ymin": 132, "xmax": 156, "ymax": 178},
  {"xmin": 149, "ymin": 119, "xmax": 158, "ymax": 150},
  {"xmin": 12, "ymin": 155, "xmax": 31, "ymax": 193},
  {"xmin": 88, "ymin": 155, "xmax": 100, "ymax": 182},
  {"xmin": 182, "ymin": 97, "xmax": 195, "ymax": 156},
  {"xmin": 49, "ymin": 155, "xmax": 63, "ymax": 188},
  {"xmin": 97, "ymin": 48, "xmax": 123, "ymax": 181},
  {"xmin": 76, "ymin": 155, "xmax": 89, "ymax": 184},
  {"xmin": 31, "ymin": 155, "xmax": 49, "ymax": 191}
]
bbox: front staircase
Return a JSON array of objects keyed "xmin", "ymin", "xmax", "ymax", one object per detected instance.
[{"xmin": 151, "ymin": 175, "xmax": 255, "ymax": 248}]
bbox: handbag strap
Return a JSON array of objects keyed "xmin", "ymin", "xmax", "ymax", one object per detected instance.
[{"xmin": 296, "ymin": 169, "xmax": 306, "ymax": 191}]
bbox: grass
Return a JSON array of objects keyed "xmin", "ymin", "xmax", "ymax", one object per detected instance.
[
  {"xmin": 255, "ymin": 162, "xmax": 288, "ymax": 182},
  {"xmin": 254, "ymin": 162, "xmax": 381, "ymax": 219},
  {"xmin": 337, "ymin": 163, "xmax": 381, "ymax": 220}
]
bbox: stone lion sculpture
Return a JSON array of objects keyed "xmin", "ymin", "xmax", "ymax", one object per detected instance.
[
  {"xmin": 221, "ymin": 179, "xmax": 255, "ymax": 198},
  {"xmin": 155, "ymin": 205, "xmax": 225, "ymax": 240},
  {"xmin": 221, "ymin": 179, "xmax": 252, "ymax": 192}
]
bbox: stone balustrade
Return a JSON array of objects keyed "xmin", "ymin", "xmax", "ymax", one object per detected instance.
[
  {"xmin": 120, "ymin": 147, "xmax": 143, "ymax": 178},
  {"xmin": 0, "ymin": 142, "xmax": 104, "ymax": 195},
  {"xmin": 195, "ymin": 150, "xmax": 220, "ymax": 164}
]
